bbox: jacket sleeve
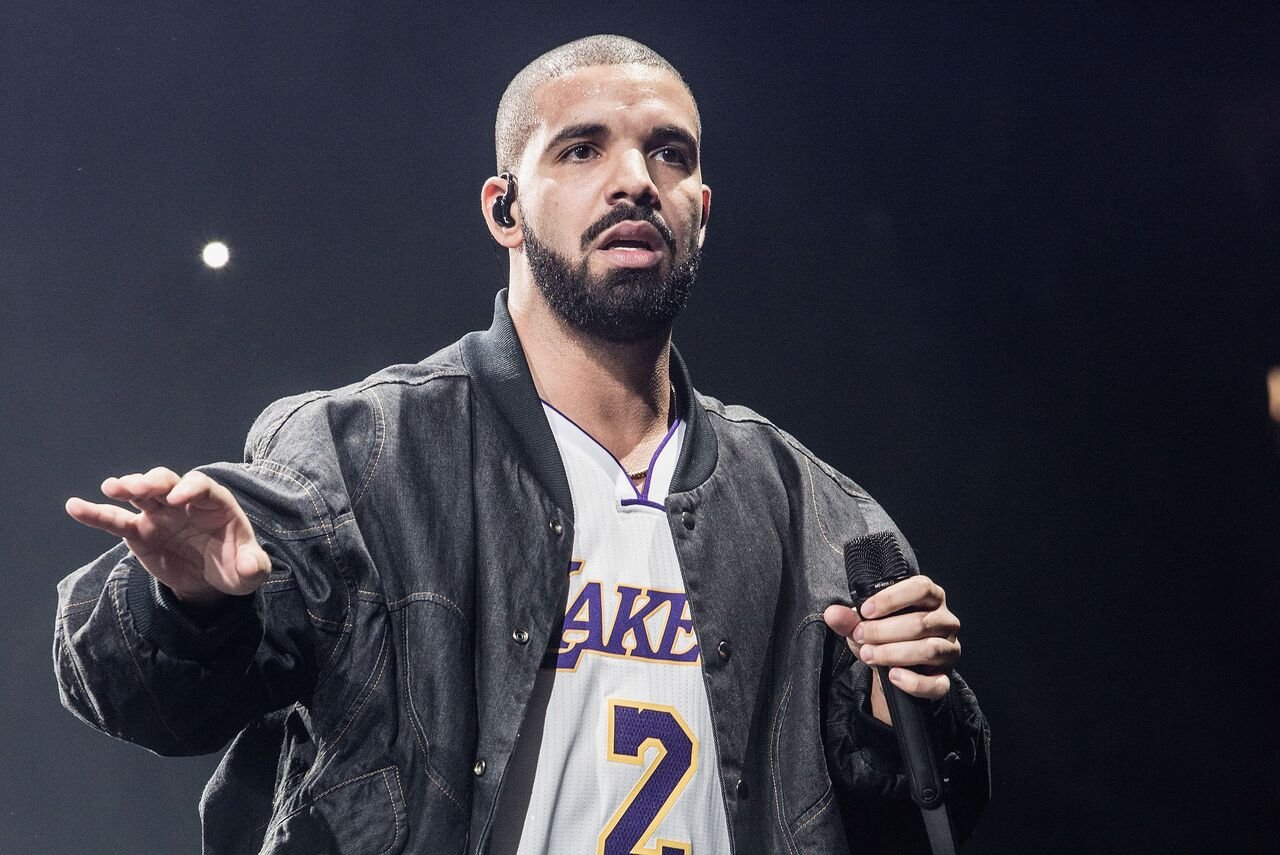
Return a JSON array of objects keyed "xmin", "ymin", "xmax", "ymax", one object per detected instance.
[
  {"xmin": 53, "ymin": 395, "xmax": 357, "ymax": 756},
  {"xmin": 822, "ymin": 634, "xmax": 991, "ymax": 851}
]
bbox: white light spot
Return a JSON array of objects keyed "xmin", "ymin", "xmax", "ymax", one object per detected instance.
[{"xmin": 201, "ymin": 241, "xmax": 230, "ymax": 269}]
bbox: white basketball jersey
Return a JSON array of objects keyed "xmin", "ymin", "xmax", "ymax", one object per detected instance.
[{"xmin": 488, "ymin": 402, "xmax": 731, "ymax": 855}]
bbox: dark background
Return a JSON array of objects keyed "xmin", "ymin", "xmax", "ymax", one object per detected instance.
[{"xmin": 3, "ymin": 2, "xmax": 1277, "ymax": 852}]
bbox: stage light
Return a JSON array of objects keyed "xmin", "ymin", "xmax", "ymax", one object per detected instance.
[
  {"xmin": 201, "ymin": 241, "xmax": 230, "ymax": 269},
  {"xmin": 1268, "ymin": 367, "xmax": 1280, "ymax": 423}
]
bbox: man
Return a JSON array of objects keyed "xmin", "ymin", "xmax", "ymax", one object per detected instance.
[{"xmin": 56, "ymin": 35, "xmax": 989, "ymax": 853}]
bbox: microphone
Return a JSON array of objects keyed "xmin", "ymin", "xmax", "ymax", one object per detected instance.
[{"xmin": 844, "ymin": 532, "xmax": 948, "ymax": 810}]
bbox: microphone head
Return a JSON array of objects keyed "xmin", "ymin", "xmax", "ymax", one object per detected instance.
[{"xmin": 844, "ymin": 531, "xmax": 915, "ymax": 605}]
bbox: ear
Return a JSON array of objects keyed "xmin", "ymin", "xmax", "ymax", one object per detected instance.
[
  {"xmin": 696, "ymin": 183, "xmax": 712, "ymax": 248},
  {"xmin": 481, "ymin": 176, "xmax": 523, "ymax": 248}
]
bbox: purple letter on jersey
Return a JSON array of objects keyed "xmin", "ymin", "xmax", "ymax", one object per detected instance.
[{"xmin": 542, "ymin": 565, "xmax": 701, "ymax": 670}]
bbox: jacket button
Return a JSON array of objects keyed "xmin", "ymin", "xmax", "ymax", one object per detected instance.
[
  {"xmin": 512, "ymin": 628, "xmax": 530, "ymax": 645},
  {"xmin": 717, "ymin": 639, "xmax": 732, "ymax": 660},
  {"xmin": 549, "ymin": 518, "xmax": 564, "ymax": 536},
  {"xmin": 736, "ymin": 778, "xmax": 749, "ymax": 800},
  {"xmin": 473, "ymin": 758, "xmax": 487, "ymax": 777},
  {"xmin": 681, "ymin": 510, "xmax": 695, "ymax": 530}
]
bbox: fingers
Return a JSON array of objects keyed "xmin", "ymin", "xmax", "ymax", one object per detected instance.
[
  {"xmin": 102, "ymin": 467, "xmax": 181, "ymax": 511},
  {"xmin": 71, "ymin": 466, "xmax": 241, "ymax": 540},
  {"xmin": 852, "ymin": 606, "xmax": 960, "ymax": 645},
  {"xmin": 95, "ymin": 468, "xmax": 235, "ymax": 514},
  {"xmin": 196, "ymin": 543, "xmax": 271, "ymax": 599},
  {"xmin": 65, "ymin": 496, "xmax": 140, "ymax": 538},
  {"xmin": 166, "ymin": 470, "xmax": 234, "ymax": 511},
  {"xmin": 102, "ymin": 467, "xmax": 181, "ymax": 499},
  {"xmin": 858, "ymin": 635, "xmax": 961, "ymax": 671},
  {"xmin": 826, "ymin": 573, "xmax": 963, "ymax": 698},
  {"xmin": 235, "ymin": 542, "xmax": 272, "ymax": 580},
  {"xmin": 855, "ymin": 597, "xmax": 961, "ymax": 672},
  {"xmin": 886, "ymin": 667, "xmax": 951, "ymax": 700},
  {"xmin": 858, "ymin": 574, "xmax": 946, "ymax": 619},
  {"xmin": 822, "ymin": 603, "xmax": 862, "ymax": 638}
]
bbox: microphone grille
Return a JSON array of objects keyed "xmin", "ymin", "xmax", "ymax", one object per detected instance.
[{"xmin": 844, "ymin": 531, "xmax": 914, "ymax": 603}]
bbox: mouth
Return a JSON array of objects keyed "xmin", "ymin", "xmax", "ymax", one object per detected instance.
[{"xmin": 595, "ymin": 221, "xmax": 667, "ymax": 268}]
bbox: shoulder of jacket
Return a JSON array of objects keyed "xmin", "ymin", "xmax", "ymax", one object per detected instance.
[
  {"xmin": 246, "ymin": 340, "xmax": 470, "ymax": 460},
  {"xmin": 697, "ymin": 392, "xmax": 872, "ymax": 501}
]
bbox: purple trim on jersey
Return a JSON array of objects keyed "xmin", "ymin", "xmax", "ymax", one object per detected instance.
[
  {"xmin": 540, "ymin": 398, "xmax": 634, "ymax": 494},
  {"xmin": 619, "ymin": 498, "xmax": 667, "ymax": 511},
  {"xmin": 639, "ymin": 416, "xmax": 682, "ymax": 500},
  {"xmin": 539, "ymin": 398, "xmax": 681, "ymax": 503}
]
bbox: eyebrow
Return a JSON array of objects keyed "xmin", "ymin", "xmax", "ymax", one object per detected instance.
[
  {"xmin": 542, "ymin": 123, "xmax": 609, "ymax": 156},
  {"xmin": 651, "ymin": 125, "xmax": 699, "ymax": 155},
  {"xmin": 651, "ymin": 125, "xmax": 700, "ymax": 165},
  {"xmin": 541, "ymin": 122, "xmax": 701, "ymax": 162}
]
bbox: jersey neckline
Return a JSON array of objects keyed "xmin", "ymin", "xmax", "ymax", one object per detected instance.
[{"xmin": 540, "ymin": 399, "xmax": 685, "ymax": 510}]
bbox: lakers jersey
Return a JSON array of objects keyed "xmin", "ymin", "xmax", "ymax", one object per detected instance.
[{"xmin": 489, "ymin": 401, "xmax": 732, "ymax": 854}]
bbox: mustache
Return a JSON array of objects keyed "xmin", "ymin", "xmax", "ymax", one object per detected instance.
[{"xmin": 580, "ymin": 204, "xmax": 677, "ymax": 254}]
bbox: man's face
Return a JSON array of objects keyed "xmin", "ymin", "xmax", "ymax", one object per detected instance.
[{"xmin": 515, "ymin": 64, "xmax": 710, "ymax": 342}]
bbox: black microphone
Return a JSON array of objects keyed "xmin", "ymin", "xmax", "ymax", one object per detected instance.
[{"xmin": 844, "ymin": 531, "xmax": 948, "ymax": 809}]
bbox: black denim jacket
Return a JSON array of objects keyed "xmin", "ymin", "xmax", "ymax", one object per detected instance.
[{"xmin": 55, "ymin": 292, "xmax": 989, "ymax": 853}]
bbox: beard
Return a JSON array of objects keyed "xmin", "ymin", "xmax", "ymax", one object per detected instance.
[{"xmin": 522, "ymin": 204, "xmax": 701, "ymax": 344}]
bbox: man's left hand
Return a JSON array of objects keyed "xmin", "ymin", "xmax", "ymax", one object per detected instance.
[{"xmin": 822, "ymin": 575, "xmax": 961, "ymax": 723}]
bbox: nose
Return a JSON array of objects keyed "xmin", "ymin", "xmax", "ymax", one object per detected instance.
[{"xmin": 607, "ymin": 148, "xmax": 659, "ymax": 209}]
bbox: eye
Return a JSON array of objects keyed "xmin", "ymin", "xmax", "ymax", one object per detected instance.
[
  {"xmin": 653, "ymin": 146, "xmax": 690, "ymax": 167},
  {"xmin": 561, "ymin": 143, "xmax": 598, "ymax": 162}
]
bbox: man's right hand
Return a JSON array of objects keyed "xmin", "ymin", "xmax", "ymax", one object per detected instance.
[{"xmin": 66, "ymin": 467, "xmax": 271, "ymax": 606}]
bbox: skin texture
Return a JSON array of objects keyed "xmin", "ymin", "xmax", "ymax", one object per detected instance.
[
  {"xmin": 481, "ymin": 64, "xmax": 710, "ymax": 478},
  {"xmin": 66, "ymin": 61, "xmax": 962, "ymax": 725}
]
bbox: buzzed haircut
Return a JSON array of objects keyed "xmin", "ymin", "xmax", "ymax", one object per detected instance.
[{"xmin": 495, "ymin": 34, "xmax": 699, "ymax": 173}]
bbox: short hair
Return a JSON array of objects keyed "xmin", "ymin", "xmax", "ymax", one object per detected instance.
[{"xmin": 495, "ymin": 35, "xmax": 699, "ymax": 173}]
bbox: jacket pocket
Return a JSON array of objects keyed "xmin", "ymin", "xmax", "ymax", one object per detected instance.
[
  {"xmin": 260, "ymin": 765, "xmax": 408, "ymax": 855},
  {"xmin": 401, "ymin": 597, "xmax": 476, "ymax": 813},
  {"xmin": 770, "ymin": 619, "xmax": 847, "ymax": 852}
]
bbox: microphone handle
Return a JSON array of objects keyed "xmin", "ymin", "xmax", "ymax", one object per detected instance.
[{"xmin": 876, "ymin": 664, "xmax": 946, "ymax": 809}]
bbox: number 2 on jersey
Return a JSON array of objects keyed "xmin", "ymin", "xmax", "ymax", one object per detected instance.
[{"xmin": 598, "ymin": 699, "xmax": 698, "ymax": 855}]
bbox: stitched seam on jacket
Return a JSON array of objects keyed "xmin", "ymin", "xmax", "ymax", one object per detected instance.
[
  {"xmin": 379, "ymin": 767, "xmax": 404, "ymax": 855},
  {"xmin": 770, "ymin": 678, "xmax": 801, "ymax": 855},
  {"xmin": 386, "ymin": 765, "xmax": 407, "ymax": 854},
  {"xmin": 242, "ymin": 512, "xmax": 355, "ymax": 538},
  {"xmin": 770, "ymin": 613, "xmax": 827, "ymax": 854},
  {"xmin": 255, "ymin": 391, "xmax": 326, "ymax": 459},
  {"xmin": 298, "ymin": 620, "xmax": 390, "ymax": 796},
  {"xmin": 245, "ymin": 459, "xmax": 352, "ymax": 639},
  {"xmin": 350, "ymin": 388, "xmax": 386, "ymax": 510},
  {"xmin": 805, "ymin": 457, "xmax": 843, "ymax": 557},
  {"xmin": 705, "ymin": 409, "xmax": 870, "ymax": 500},
  {"xmin": 244, "ymin": 460, "xmax": 328, "ymax": 528},
  {"xmin": 108, "ymin": 577, "xmax": 190, "ymax": 752},
  {"xmin": 363, "ymin": 590, "xmax": 466, "ymax": 621},
  {"xmin": 402, "ymin": 612, "xmax": 465, "ymax": 811},
  {"xmin": 55, "ymin": 611, "xmax": 106, "ymax": 728},
  {"xmin": 252, "ymin": 368, "xmax": 467, "ymax": 459},
  {"xmin": 833, "ymin": 641, "xmax": 853, "ymax": 672},
  {"xmin": 262, "ymin": 766, "xmax": 402, "ymax": 849},
  {"xmin": 791, "ymin": 786, "xmax": 835, "ymax": 836}
]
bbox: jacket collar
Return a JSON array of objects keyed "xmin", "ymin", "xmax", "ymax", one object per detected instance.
[{"xmin": 458, "ymin": 290, "xmax": 718, "ymax": 519}]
